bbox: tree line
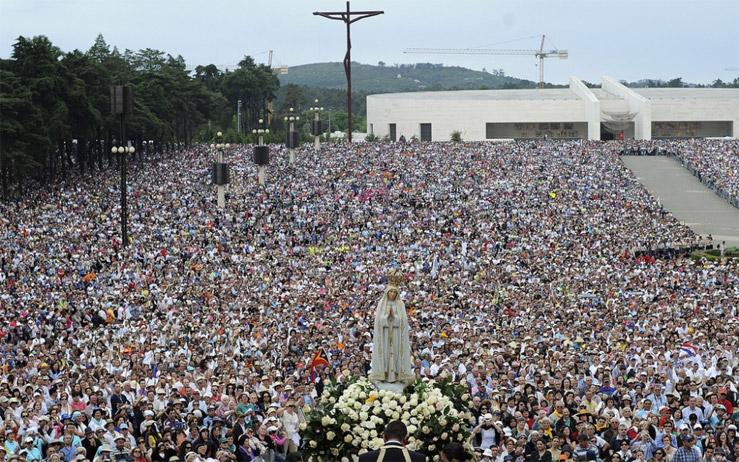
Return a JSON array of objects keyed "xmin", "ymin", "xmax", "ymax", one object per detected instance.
[{"xmin": 0, "ymin": 34, "xmax": 279, "ymax": 199}]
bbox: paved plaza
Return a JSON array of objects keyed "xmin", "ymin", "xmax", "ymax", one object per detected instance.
[{"xmin": 623, "ymin": 155, "xmax": 739, "ymax": 247}]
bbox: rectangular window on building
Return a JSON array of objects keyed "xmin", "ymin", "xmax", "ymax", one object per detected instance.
[
  {"xmin": 420, "ymin": 123, "xmax": 432, "ymax": 141},
  {"xmin": 389, "ymin": 123, "xmax": 396, "ymax": 142}
]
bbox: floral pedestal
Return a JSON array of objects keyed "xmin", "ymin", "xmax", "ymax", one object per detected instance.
[{"xmin": 300, "ymin": 376, "xmax": 474, "ymax": 462}]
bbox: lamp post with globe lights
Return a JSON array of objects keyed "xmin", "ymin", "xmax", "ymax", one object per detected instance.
[
  {"xmin": 252, "ymin": 119, "xmax": 269, "ymax": 185},
  {"xmin": 210, "ymin": 131, "xmax": 231, "ymax": 208},
  {"xmin": 283, "ymin": 108, "xmax": 300, "ymax": 163},
  {"xmin": 111, "ymin": 143, "xmax": 135, "ymax": 247},
  {"xmin": 309, "ymin": 99, "xmax": 324, "ymax": 151}
]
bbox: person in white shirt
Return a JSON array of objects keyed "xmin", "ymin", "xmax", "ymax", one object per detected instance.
[{"xmin": 280, "ymin": 401, "xmax": 301, "ymax": 453}]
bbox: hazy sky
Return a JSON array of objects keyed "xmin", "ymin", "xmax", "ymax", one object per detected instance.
[{"xmin": 1, "ymin": 0, "xmax": 738, "ymax": 85}]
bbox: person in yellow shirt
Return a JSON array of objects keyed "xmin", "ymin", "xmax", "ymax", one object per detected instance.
[{"xmin": 581, "ymin": 387, "xmax": 602, "ymax": 415}]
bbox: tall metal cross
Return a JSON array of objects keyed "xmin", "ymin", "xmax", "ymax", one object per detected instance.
[{"xmin": 314, "ymin": 1, "xmax": 383, "ymax": 143}]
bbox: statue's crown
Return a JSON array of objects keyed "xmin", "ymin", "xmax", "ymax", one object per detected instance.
[{"xmin": 388, "ymin": 269, "xmax": 405, "ymax": 287}]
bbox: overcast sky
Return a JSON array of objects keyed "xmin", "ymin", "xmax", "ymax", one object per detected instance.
[{"xmin": 1, "ymin": 0, "xmax": 737, "ymax": 85}]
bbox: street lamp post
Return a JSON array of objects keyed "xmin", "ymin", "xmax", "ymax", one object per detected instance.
[
  {"xmin": 252, "ymin": 119, "xmax": 269, "ymax": 186},
  {"xmin": 111, "ymin": 143, "xmax": 135, "ymax": 247},
  {"xmin": 283, "ymin": 108, "xmax": 300, "ymax": 164},
  {"xmin": 309, "ymin": 99, "xmax": 324, "ymax": 151},
  {"xmin": 237, "ymin": 100, "xmax": 242, "ymax": 135},
  {"xmin": 110, "ymin": 84, "xmax": 134, "ymax": 248},
  {"xmin": 210, "ymin": 131, "xmax": 231, "ymax": 208}
]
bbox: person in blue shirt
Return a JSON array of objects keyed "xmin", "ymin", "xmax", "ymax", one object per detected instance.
[
  {"xmin": 3, "ymin": 431, "xmax": 19, "ymax": 457},
  {"xmin": 60, "ymin": 435, "xmax": 78, "ymax": 462},
  {"xmin": 19, "ymin": 437, "xmax": 42, "ymax": 462}
]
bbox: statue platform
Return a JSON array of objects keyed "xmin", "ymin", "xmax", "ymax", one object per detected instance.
[{"xmin": 373, "ymin": 381, "xmax": 407, "ymax": 394}]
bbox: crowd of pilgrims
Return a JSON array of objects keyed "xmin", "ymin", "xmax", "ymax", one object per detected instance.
[{"xmin": 0, "ymin": 139, "xmax": 737, "ymax": 462}]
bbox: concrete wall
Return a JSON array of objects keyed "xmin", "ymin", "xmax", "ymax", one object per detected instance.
[
  {"xmin": 486, "ymin": 122, "xmax": 588, "ymax": 139},
  {"xmin": 652, "ymin": 121, "xmax": 733, "ymax": 138},
  {"xmin": 367, "ymin": 94, "xmax": 588, "ymax": 141}
]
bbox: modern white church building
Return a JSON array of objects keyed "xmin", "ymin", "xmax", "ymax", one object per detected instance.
[{"xmin": 366, "ymin": 76, "xmax": 739, "ymax": 141}]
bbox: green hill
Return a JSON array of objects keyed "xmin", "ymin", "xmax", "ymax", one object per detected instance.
[{"xmin": 278, "ymin": 61, "xmax": 537, "ymax": 93}]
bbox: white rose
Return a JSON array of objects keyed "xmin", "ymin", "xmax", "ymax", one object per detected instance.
[
  {"xmin": 422, "ymin": 426, "xmax": 431, "ymax": 434},
  {"xmin": 373, "ymin": 407, "xmax": 382, "ymax": 415},
  {"xmin": 452, "ymin": 423, "xmax": 460, "ymax": 432},
  {"xmin": 439, "ymin": 418, "xmax": 448, "ymax": 427},
  {"xmin": 321, "ymin": 416, "xmax": 332, "ymax": 426},
  {"xmin": 427, "ymin": 396, "xmax": 438, "ymax": 405},
  {"xmin": 422, "ymin": 408, "xmax": 431, "ymax": 417},
  {"xmin": 361, "ymin": 440, "xmax": 369, "ymax": 449},
  {"xmin": 457, "ymin": 434, "xmax": 464, "ymax": 441},
  {"xmin": 410, "ymin": 409, "xmax": 417, "ymax": 417},
  {"xmin": 433, "ymin": 456, "xmax": 440, "ymax": 462},
  {"xmin": 329, "ymin": 397, "xmax": 336, "ymax": 403},
  {"xmin": 407, "ymin": 425, "xmax": 417, "ymax": 434},
  {"xmin": 369, "ymin": 391, "xmax": 378, "ymax": 400},
  {"xmin": 353, "ymin": 402, "xmax": 361, "ymax": 410},
  {"xmin": 358, "ymin": 449, "xmax": 368, "ymax": 455},
  {"xmin": 391, "ymin": 411, "xmax": 400, "ymax": 420},
  {"xmin": 410, "ymin": 417, "xmax": 419, "ymax": 425},
  {"xmin": 309, "ymin": 440, "xmax": 317, "ymax": 448},
  {"xmin": 402, "ymin": 412, "xmax": 410, "ymax": 420},
  {"xmin": 441, "ymin": 432, "xmax": 448, "ymax": 440},
  {"xmin": 379, "ymin": 390, "xmax": 386, "ymax": 398},
  {"xmin": 370, "ymin": 430, "xmax": 377, "ymax": 438},
  {"xmin": 399, "ymin": 396, "xmax": 407, "ymax": 404},
  {"xmin": 428, "ymin": 445, "xmax": 436, "ymax": 452},
  {"xmin": 359, "ymin": 392, "xmax": 367, "ymax": 399},
  {"xmin": 341, "ymin": 458, "xmax": 349, "ymax": 462},
  {"xmin": 299, "ymin": 423, "xmax": 307, "ymax": 431},
  {"xmin": 359, "ymin": 412, "xmax": 369, "ymax": 421},
  {"xmin": 461, "ymin": 393, "xmax": 470, "ymax": 400},
  {"xmin": 344, "ymin": 435, "xmax": 353, "ymax": 444},
  {"xmin": 331, "ymin": 448, "xmax": 339, "ymax": 456},
  {"xmin": 326, "ymin": 431, "xmax": 336, "ymax": 441},
  {"xmin": 341, "ymin": 423, "xmax": 351, "ymax": 432}
]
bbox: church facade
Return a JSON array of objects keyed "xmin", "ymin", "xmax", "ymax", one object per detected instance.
[{"xmin": 366, "ymin": 77, "xmax": 739, "ymax": 142}]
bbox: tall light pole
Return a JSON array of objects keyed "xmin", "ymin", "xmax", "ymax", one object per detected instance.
[
  {"xmin": 309, "ymin": 99, "xmax": 324, "ymax": 151},
  {"xmin": 252, "ymin": 119, "xmax": 269, "ymax": 186},
  {"xmin": 110, "ymin": 85, "xmax": 133, "ymax": 248},
  {"xmin": 237, "ymin": 100, "xmax": 242, "ymax": 135},
  {"xmin": 210, "ymin": 131, "xmax": 230, "ymax": 208},
  {"xmin": 283, "ymin": 108, "xmax": 300, "ymax": 163},
  {"xmin": 111, "ymin": 144, "xmax": 135, "ymax": 247}
]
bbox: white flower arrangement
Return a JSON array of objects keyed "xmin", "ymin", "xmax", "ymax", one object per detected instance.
[{"xmin": 301, "ymin": 376, "xmax": 472, "ymax": 461}]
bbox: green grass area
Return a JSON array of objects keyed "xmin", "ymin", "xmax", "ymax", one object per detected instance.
[{"xmin": 690, "ymin": 246, "xmax": 739, "ymax": 262}]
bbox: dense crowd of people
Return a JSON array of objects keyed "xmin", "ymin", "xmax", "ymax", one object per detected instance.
[
  {"xmin": 617, "ymin": 140, "xmax": 739, "ymax": 208},
  {"xmin": 0, "ymin": 139, "xmax": 737, "ymax": 462}
]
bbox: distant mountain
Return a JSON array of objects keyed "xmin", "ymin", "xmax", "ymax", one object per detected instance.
[{"xmin": 278, "ymin": 62, "xmax": 538, "ymax": 93}]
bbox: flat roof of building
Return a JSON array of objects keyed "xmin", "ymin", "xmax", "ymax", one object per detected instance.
[
  {"xmin": 368, "ymin": 88, "xmax": 579, "ymax": 101},
  {"xmin": 634, "ymin": 88, "xmax": 739, "ymax": 100},
  {"xmin": 368, "ymin": 86, "xmax": 739, "ymax": 102}
]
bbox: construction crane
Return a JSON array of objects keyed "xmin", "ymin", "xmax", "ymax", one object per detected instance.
[
  {"xmin": 265, "ymin": 50, "xmax": 289, "ymax": 125},
  {"xmin": 268, "ymin": 50, "xmax": 289, "ymax": 75},
  {"xmin": 404, "ymin": 34, "xmax": 567, "ymax": 88}
]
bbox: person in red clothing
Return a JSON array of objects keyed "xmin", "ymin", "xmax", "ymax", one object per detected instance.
[{"xmin": 717, "ymin": 388, "xmax": 734, "ymax": 416}]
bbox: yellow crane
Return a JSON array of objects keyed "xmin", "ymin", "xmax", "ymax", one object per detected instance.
[{"xmin": 404, "ymin": 34, "xmax": 567, "ymax": 88}]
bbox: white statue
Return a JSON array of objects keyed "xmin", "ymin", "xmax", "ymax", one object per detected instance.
[{"xmin": 369, "ymin": 270, "xmax": 414, "ymax": 384}]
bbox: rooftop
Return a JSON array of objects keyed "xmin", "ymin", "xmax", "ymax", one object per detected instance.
[{"xmin": 367, "ymin": 88, "xmax": 579, "ymax": 101}]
